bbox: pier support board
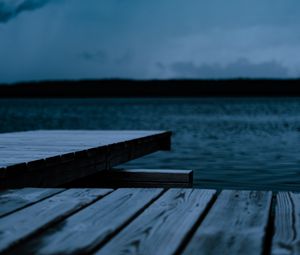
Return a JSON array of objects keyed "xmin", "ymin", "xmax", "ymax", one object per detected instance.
[{"xmin": 64, "ymin": 169, "xmax": 193, "ymax": 188}]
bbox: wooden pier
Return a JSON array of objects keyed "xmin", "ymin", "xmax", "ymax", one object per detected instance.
[
  {"xmin": 0, "ymin": 130, "xmax": 171, "ymax": 189},
  {"xmin": 0, "ymin": 130, "xmax": 299, "ymax": 254},
  {"xmin": 0, "ymin": 187, "xmax": 298, "ymax": 255}
]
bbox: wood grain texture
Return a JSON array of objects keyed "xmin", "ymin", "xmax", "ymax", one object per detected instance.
[
  {"xmin": 0, "ymin": 130, "xmax": 170, "ymax": 165},
  {"xmin": 182, "ymin": 190, "xmax": 272, "ymax": 255},
  {"xmin": 0, "ymin": 130, "xmax": 171, "ymax": 188},
  {"xmin": 272, "ymin": 192, "xmax": 300, "ymax": 255},
  {"xmin": 0, "ymin": 188, "xmax": 112, "ymax": 253},
  {"xmin": 0, "ymin": 188, "xmax": 63, "ymax": 217},
  {"xmin": 95, "ymin": 189, "xmax": 216, "ymax": 255},
  {"xmin": 11, "ymin": 188, "xmax": 163, "ymax": 255}
]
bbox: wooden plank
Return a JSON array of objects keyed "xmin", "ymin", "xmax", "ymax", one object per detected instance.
[
  {"xmin": 107, "ymin": 169, "xmax": 193, "ymax": 183},
  {"xmin": 0, "ymin": 188, "xmax": 112, "ymax": 253},
  {"xmin": 9, "ymin": 188, "xmax": 164, "ymax": 255},
  {"xmin": 95, "ymin": 189, "xmax": 216, "ymax": 255},
  {"xmin": 0, "ymin": 130, "xmax": 171, "ymax": 188},
  {"xmin": 0, "ymin": 130, "xmax": 170, "ymax": 150},
  {"xmin": 272, "ymin": 192, "xmax": 300, "ymax": 255},
  {"xmin": 65, "ymin": 169, "xmax": 193, "ymax": 188},
  {"xmin": 94, "ymin": 181, "xmax": 193, "ymax": 188},
  {"xmin": 0, "ymin": 188, "xmax": 64, "ymax": 217},
  {"xmin": 182, "ymin": 190, "xmax": 272, "ymax": 255}
]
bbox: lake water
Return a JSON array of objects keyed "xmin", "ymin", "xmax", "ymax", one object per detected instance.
[{"xmin": 1, "ymin": 97, "xmax": 300, "ymax": 191}]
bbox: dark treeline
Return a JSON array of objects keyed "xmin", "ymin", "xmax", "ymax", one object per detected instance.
[{"xmin": 1, "ymin": 79, "xmax": 300, "ymax": 97}]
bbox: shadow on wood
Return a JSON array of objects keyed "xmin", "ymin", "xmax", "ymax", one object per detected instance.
[{"xmin": 62, "ymin": 169, "xmax": 193, "ymax": 188}]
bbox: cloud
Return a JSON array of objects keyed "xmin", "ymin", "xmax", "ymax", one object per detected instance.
[
  {"xmin": 171, "ymin": 58, "xmax": 289, "ymax": 79},
  {"xmin": 0, "ymin": 0, "xmax": 58, "ymax": 23},
  {"xmin": 0, "ymin": 0, "xmax": 299, "ymax": 82},
  {"xmin": 80, "ymin": 50, "xmax": 108, "ymax": 63}
]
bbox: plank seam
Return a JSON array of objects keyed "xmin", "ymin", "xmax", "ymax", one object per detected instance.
[
  {"xmin": 288, "ymin": 192, "xmax": 297, "ymax": 241},
  {"xmin": 174, "ymin": 190, "xmax": 219, "ymax": 255},
  {"xmin": 88, "ymin": 188, "xmax": 168, "ymax": 255},
  {"xmin": 0, "ymin": 189, "xmax": 66, "ymax": 219},
  {"xmin": 2, "ymin": 189, "xmax": 115, "ymax": 254},
  {"xmin": 263, "ymin": 192, "xmax": 276, "ymax": 255}
]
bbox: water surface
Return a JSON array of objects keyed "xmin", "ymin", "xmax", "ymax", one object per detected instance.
[{"xmin": 1, "ymin": 98, "xmax": 300, "ymax": 190}]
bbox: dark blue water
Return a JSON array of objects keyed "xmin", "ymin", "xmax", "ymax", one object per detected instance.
[{"xmin": 1, "ymin": 98, "xmax": 300, "ymax": 190}]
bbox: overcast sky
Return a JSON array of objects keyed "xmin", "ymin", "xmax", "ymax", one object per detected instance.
[{"xmin": 0, "ymin": 0, "xmax": 300, "ymax": 83}]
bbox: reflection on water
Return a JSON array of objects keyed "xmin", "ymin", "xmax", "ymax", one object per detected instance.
[{"xmin": 1, "ymin": 97, "xmax": 300, "ymax": 191}]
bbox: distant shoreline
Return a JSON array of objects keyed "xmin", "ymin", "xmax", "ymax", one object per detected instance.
[{"xmin": 1, "ymin": 79, "xmax": 300, "ymax": 98}]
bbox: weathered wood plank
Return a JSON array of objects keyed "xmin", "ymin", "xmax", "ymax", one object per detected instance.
[
  {"xmin": 9, "ymin": 188, "xmax": 163, "ymax": 255},
  {"xmin": 182, "ymin": 190, "xmax": 272, "ymax": 255},
  {"xmin": 0, "ymin": 130, "xmax": 171, "ymax": 188},
  {"xmin": 272, "ymin": 192, "xmax": 300, "ymax": 255},
  {"xmin": 0, "ymin": 188, "xmax": 64, "ymax": 217},
  {"xmin": 95, "ymin": 189, "xmax": 216, "ymax": 255},
  {"xmin": 65, "ymin": 169, "xmax": 193, "ymax": 188},
  {"xmin": 0, "ymin": 130, "xmax": 170, "ymax": 150},
  {"xmin": 0, "ymin": 188, "xmax": 112, "ymax": 253}
]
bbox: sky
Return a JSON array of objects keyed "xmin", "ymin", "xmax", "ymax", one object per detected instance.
[{"xmin": 0, "ymin": 0, "xmax": 300, "ymax": 83}]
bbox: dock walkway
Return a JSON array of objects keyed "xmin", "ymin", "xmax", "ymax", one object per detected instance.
[
  {"xmin": 0, "ymin": 130, "xmax": 171, "ymax": 189},
  {"xmin": 0, "ymin": 187, "xmax": 297, "ymax": 255}
]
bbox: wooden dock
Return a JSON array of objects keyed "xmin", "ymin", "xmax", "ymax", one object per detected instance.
[
  {"xmin": 0, "ymin": 130, "xmax": 299, "ymax": 254},
  {"xmin": 0, "ymin": 130, "xmax": 171, "ymax": 189},
  {"xmin": 0, "ymin": 187, "xmax": 297, "ymax": 255}
]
